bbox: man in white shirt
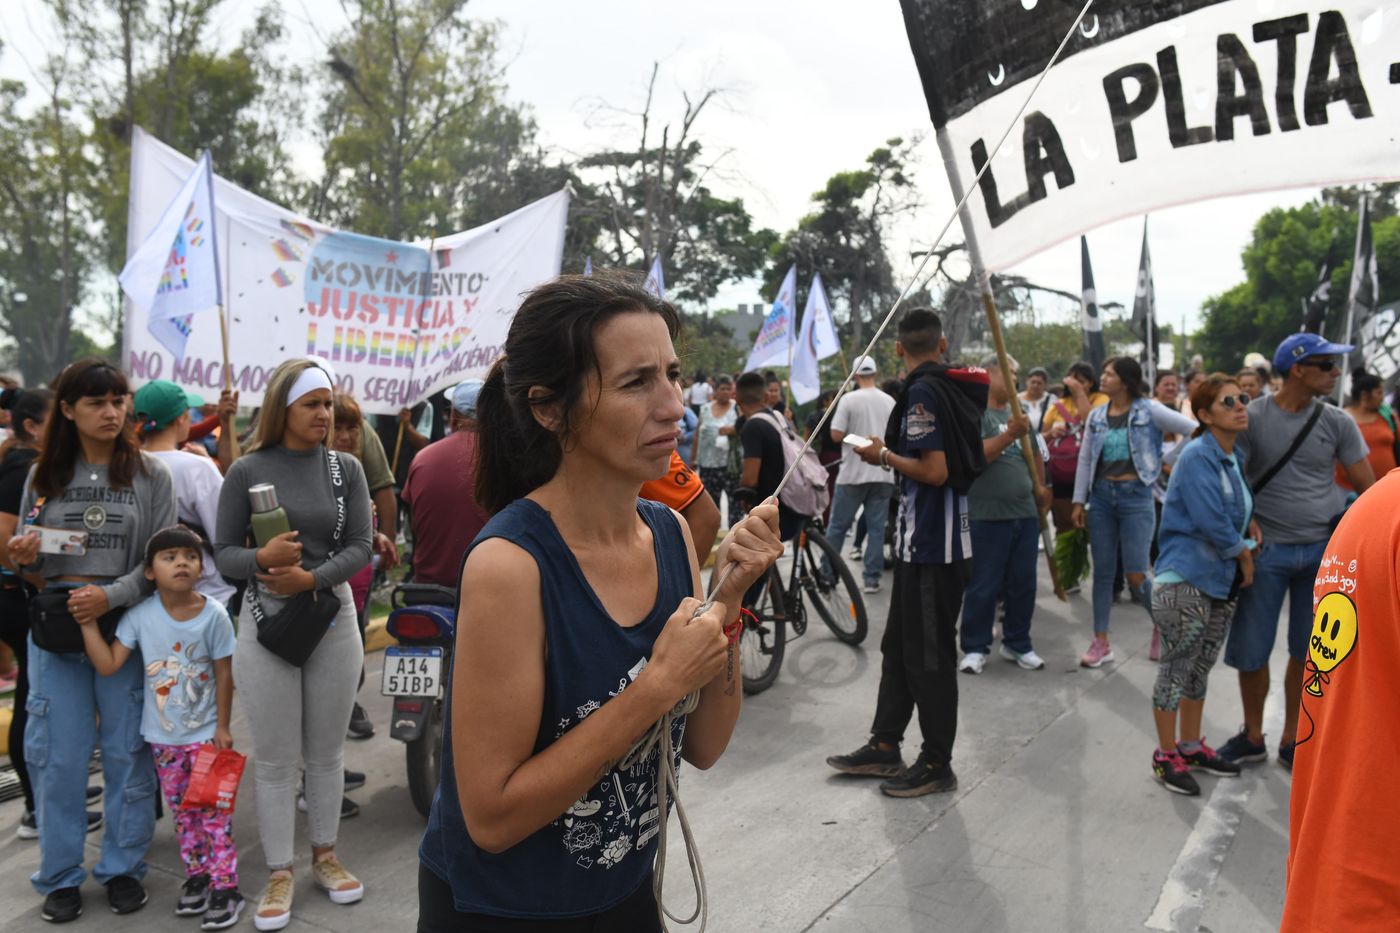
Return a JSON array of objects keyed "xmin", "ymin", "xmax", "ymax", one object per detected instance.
[
  {"xmin": 825, "ymin": 356, "xmax": 898, "ymax": 593},
  {"xmin": 687, "ymin": 373, "xmax": 713, "ymax": 415},
  {"xmin": 132, "ymin": 380, "xmax": 236, "ymax": 607}
]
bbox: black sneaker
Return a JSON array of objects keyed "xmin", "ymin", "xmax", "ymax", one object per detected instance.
[
  {"xmin": 176, "ymin": 875, "xmax": 211, "ymax": 916},
  {"xmin": 826, "ymin": 741, "xmax": 904, "ymax": 778},
  {"xmin": 347, "ymin": 703, "xmax": 375, "ymax": 740},
  {"xmin": 1278, "ymin": 741, "xmax": 1295, "ymax": 771},
  {"xmin": 106, "ymin": 875, "xmax": 148, "ymax": 915},
  {"xmin": 879, "ymin": 755, "xmax": 958, "ymax": 798},
  {"xmin": 343, "ymin": 769, "xmax": 366, "ymax": 791},
  {"xmin": 200, "ymin": 889, "xmax": 245, "ymax": 930},
  {"xmin": 85, "ymin": 785, "xmax": 103, "ymax": 805},
  {"xmin": 1152, "ymin": 749, "xmax": 1201, "ymax": 796},
  {"xmin": 1179, "ymin": 740, "xmax": 1242, "ymax": 777},
  {"xmin": 41, "ymin": 887, "xmax": 82, "ymax": 923},
  {"xmin": 1217, "ymin": 727, "xmax": 1269, "ymax": 765}
]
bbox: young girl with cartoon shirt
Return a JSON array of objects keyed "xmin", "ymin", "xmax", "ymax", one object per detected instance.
[{"xmin": 79, "ymin": 525, "xmax": 242, "ymax": 931}]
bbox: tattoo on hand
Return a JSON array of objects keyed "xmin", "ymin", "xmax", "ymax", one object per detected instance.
[{"xmin": 724, "ymin": 643, "xmax": 736, "ymax": 696}]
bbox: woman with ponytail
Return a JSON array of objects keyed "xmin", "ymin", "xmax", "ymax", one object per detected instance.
[
  {"xmin": 418, "ymin": 273, "xmax": 783, "ymax": 931},
  {"xmin": 0, "ymin": 386, "xmax": 54, "ymax": 837},
  {"xmin": 8, "ymin": 360, "xmax": 176, "ymax": 922},
  {"xmin": 1147, "ymin": 374, "xmax": 1255, "ymax": 795}
]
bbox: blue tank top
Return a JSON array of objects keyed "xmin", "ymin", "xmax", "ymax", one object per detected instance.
[{"xmin": 419, "ymin": 497, "xmax": 693, "ymax": 918}]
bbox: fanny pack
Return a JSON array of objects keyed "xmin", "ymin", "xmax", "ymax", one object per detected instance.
[
  {"xmin": 27, "ymin": 585, "xmax": 123, "ymax": 654},
  {"xmin": 246, "ymin": 449, "xmax": 345, "ymax": 667}
]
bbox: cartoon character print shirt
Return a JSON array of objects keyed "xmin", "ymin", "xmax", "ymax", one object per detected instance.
[
  {"xmin": 115, "ymin": 594, "xmax": 236, "ymax": 746},
  {"xmin": 1282, "ymin": 470, "xmax": 1400, "ymax": 931}
]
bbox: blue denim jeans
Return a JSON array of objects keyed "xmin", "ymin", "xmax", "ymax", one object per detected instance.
[
  {"xmin": 960, "ymin": 517, "xmax": 1039, "ymax": 655},
  {"xmin": 823, "ymin": 482, "xmax": 894, "ymax": 586},
  {"xmin": 1086, "ymin": 477, "xmax": 1155, "ymax": 635},
  {"xmin": 25, "ymin": 635, "xmax": 156, "ymax": 895},
  {"xmin": 1224, "ymin": 538, "xmax": 1329, "ymax": 671}
]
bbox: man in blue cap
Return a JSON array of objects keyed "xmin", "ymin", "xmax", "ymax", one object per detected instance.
[
  {"xmin": 401, "ymin": 381, "xmax": 489, "ymax": 587},
  {"xmin": 1219, "ymin": 333, "xmax": 1375, "ymax": 768}
]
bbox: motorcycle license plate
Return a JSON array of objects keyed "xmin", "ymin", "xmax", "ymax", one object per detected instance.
[{"xmin": 380, "ymin": 646, "xmax": 443, "ymax": 697}]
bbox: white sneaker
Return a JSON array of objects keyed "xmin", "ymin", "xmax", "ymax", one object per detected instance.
[
  {"xmin": 862, "ymin": 581, "xmax": 881, "ymax": 594},
  {"xmin": 999, "ymin": 645, "xmax": 1045, "ymax": 670},
  {"xmin": 958, "ymin": 652, "xmax": 986, "ymax": 674},
  {"xmin": 849, "ymin": 546, "xmax": 863, "ymax": 559}
]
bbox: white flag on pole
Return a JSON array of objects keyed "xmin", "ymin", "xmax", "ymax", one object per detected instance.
[
  {"xmin": 119, "ymin": 151, "xmax": 222, "ymax": 361},
  {"xmin": 745, "ymin": 264, "xmax": 798, "ymax": 372},
  {"xmin": 790, "ymin": 273, "xmax": 840, "ymax": 404},
  {"xmin": 644, "ymin": 254, "xmax": 665, "ymax": 300}
]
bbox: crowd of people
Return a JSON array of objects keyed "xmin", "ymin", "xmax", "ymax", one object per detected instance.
[{"xmin": 0, "ymin": 270, "xmax": 1395, "ymax": 929}]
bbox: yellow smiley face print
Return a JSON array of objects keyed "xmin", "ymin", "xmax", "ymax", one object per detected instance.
[{"xmin": 1305, "ymin": 592, "xmax": 1358, "ymax": 697}]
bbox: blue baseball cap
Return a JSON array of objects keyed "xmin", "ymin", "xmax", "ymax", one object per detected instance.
[
  {"xmin": 1273, "ymin": 333, "xmax": 1353, "ymax": 373},
  {"xmin": 443, "ymin": 380, "xmax": 484, "ymax": 417}
]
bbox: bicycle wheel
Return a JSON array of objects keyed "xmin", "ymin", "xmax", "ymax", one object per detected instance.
[
  {"xmin": 802, "ymin": 527, "xmax": 868, "ymax": 645},
  {"xmin": 740, "ymin": 568, "xmax": 785, "ymax": 695}
]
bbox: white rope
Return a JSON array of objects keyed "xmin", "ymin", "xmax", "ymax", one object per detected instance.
[{"xmin": 636, "ymin": 3, "xmax": 1096, "ymax": 927}]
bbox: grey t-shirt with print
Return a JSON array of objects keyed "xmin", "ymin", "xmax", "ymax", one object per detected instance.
[{"xmin": 1236, "ymin": 396, "xmax": 1367, "ymax": 545}]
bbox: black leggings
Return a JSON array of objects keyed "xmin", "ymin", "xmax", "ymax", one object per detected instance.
[
  {"xmin": 417, "ymin": 863, "xmax": 661, "ymax": 933},
  {"xmin": 0, "ymin": 585, "xmax": 33, "ymax": 812}
]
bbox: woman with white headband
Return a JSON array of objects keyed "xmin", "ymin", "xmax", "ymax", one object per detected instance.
[{"xmin": 214, "ymin": 358, "xmax": 372, "ymax": 930}]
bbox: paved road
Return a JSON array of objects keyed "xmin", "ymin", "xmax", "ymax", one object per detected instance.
[{"xmin": 0, "ymin": 563, "xmax": 1292, "ymax": 932}]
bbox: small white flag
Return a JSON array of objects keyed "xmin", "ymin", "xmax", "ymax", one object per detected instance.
[
  {"xmin": 119, "ymin": 151, "xmax": 222, "ymax": 361},
  {"xmin": 644, "ymin": 255, "xmax": 665, "ymax": 300},
  {"xmin": 790, "ymin": 273, "xmax": 840, "ymax": 404},
  {"xmin": 745, "ymin": 264, "xmax": 798, "ymax": 372}
]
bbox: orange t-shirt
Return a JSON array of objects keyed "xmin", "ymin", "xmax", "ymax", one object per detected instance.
[
  {"xmin": 1334, "ymin": 414, "xmax": 1397, "ymax": 491},
  {"xmin": 639, "ymin": 451, "xmax": 705, "ymax": 513},
  {"xmin": 1282, "ymin": 469, "xmax": 1400, "ymax": 931}
]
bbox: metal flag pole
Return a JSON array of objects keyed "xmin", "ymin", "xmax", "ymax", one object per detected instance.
[
  {"xmin": 934, "ymin": 129, "xmax": 1065, "ymax": 600},
  {"xmin": 1143, "ymin": 217, "xmax": 1156, "ymax": 387},
  {"xmin": 391, "ymin": 233, "xmax": 436, "ymax": 476},
  {"xmin": 1338, "ymin": 194, "xmax": 1368, "ymax": 403},
  {"xmin": 202, "ymin": 150, "xmax": 231, "ymax": 391}
]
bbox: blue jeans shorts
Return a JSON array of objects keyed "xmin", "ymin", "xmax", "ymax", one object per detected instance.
[{"xmin": 1223, "ymin": 539, "xmax": 1328, "ymax": 671}]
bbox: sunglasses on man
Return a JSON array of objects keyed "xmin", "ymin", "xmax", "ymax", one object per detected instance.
[{"xmin": 1296, "ymin": 359, "xmax": 1337, "ymax": 372}]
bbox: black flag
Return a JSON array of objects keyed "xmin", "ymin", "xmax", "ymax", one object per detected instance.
[
  {"xmin": 1131, "ymin": 219, "xmax": 1157, "ymax": 382},
  {"xmin": 1344, "ymin": 195, "xmax": 1379, "ymax": 368},
  {"xmin": 1301, "ymin": 239, "xmax": 1336, "ymax": 335},
  {"xmin": 1080, "ymin": 236, "xmax": 1105, "ymax": 372}
]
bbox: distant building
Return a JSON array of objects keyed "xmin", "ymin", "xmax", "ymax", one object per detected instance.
[{"xmin": 714, "ymin": 303, "xmax": 766, "ymax": 353}]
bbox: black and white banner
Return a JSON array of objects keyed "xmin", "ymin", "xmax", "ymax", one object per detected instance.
[{"xmin": 900, "ymin": 1, "xmax": 1400, "ymax": 271}]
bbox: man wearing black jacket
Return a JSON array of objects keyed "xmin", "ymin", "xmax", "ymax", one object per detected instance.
[{"xmin": 826, "ymin": 309, "xmax": 988, "ymax": 797}]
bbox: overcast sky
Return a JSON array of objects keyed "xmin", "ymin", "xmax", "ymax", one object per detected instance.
[{"xmin": 2, "ymin": 0, "xmax": 1320, "ymax": 338}]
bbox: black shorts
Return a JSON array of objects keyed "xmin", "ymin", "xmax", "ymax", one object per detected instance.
[{"xmin": 417, "ymin": 863, "xmax": 661, "ymax": 933}]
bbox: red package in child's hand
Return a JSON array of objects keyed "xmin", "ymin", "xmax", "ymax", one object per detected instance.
[{"xmin": 181, "ymin": 746, "xmax": 247, "ymax": 813}]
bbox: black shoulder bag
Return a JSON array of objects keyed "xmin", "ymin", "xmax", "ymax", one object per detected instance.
[
  {"xmin": 246, "ymin": 449, "xmax": 346, "ymax": 667},
  {"xmin": 1250, "ymin": 402, "xmax": 1323, "ymax": 495},
  {"xmin": 23, "ymin": 495, "xmax": 124, "ymax": 653}
]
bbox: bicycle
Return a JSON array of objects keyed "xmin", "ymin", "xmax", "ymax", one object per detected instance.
[{"xmin": 737, "ymin": 511, "xmax": 868, "ymax": 695}]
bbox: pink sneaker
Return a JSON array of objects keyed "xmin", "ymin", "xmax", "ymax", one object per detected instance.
[
  {"xmin": 1148, "ymin": 627, "xmax": 1161, "ymax": 662},
  {"xmin": 1080, "ymin": 637, "xmax": 1114, "ymax": 668}
]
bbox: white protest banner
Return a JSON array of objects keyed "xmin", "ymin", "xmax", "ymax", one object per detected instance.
[
  {"xmin": 123, "ymin": 127, "xmax": 568, "ymax": 413},
  {"xmin": 899, "ymin": 2, "xmax": 1400, "ymax": 272}
]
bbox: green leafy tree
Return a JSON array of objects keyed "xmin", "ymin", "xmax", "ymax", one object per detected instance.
[
  {"xmin": 0, "ymin": 41, "xmax": 101, "ymax": 383},
  {"xmin": 314, "ymin": 0, "xmax": 550, "ymax": 243},
  {"xmin": 763, "ymin": 138, "xmax": 921, "ymax": 345},
  {"xmin": 1198, "ymin": 187, "xmax": 1400, "ymax": 369}
]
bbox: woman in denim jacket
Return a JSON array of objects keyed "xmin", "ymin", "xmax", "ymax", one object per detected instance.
[
  {"xmin": 1071, "ymin": 357, "xmax": 1195, "ymax": 668},
  {"xmin": 1147, "ymin": 374, "xmax": 1257, "ymax": 795}
]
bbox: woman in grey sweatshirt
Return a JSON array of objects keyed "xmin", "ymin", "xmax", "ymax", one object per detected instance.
[
  {"xmin": 214, "ymin": 358, "xmax": 372, "ymax": 931},
  {"xmin": 9, "ymin": 359, "xmax": 176, "ymax": 922}
]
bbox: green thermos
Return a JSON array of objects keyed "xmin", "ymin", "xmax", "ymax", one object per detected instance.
[{"xmin": 249, "ymin": 483, "xmax": 291, "ymax": 547}]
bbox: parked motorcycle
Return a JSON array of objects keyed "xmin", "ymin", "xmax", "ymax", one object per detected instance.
[{"xmin": 382, "ymin": 582, "xmax": 457, "ymax": 817}]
